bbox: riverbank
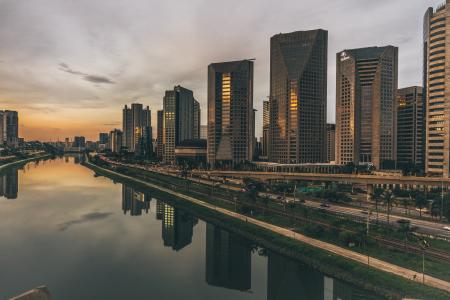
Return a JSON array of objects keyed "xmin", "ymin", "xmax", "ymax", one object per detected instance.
[
  {"xmin": 84, "ymin": 159, "xmax": 450, "ymax": 300},
  {"xmin": 0, "ymin": 153, "xmax": 53, "ymax": 172}
]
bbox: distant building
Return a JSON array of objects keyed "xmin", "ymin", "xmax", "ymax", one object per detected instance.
[
  {"xmin": 336, "ymin": 46, "xmax": 398, "ymax": 169},
  {"xmin": 109, "ymin": 129, "xmax": 123, "ymax": 153},
  {"xmin": 207, "ymin": 60, "xmax": 254, "ymax": 167},
  {"xmin": 269, "ymin": 30, "xmax": 328, "ymax": 164},
  {"xmin": 156, "ymin": 110, "xmax": 164, "ymax": 160},
  {"xmin": 0, "ymin": 110, "xmax": 19, "ymax": 147},
  {"xmin": 99, "ymin": 133, "xmax": 109, "ymax": 145},
  {"xmin": 326, "ymin": 124, "xmax": 336, "ymax": 162},
  {"xmin": 163, "ymin": 86, "xmax": 200, "ymax": 163},
  {"xmin": 262, "ymin": 100, "xmax": 270, "ymax": 157},
  {"xmin": 122, "ymin": 103, "xmax": 152, "ymax": 153},
  {"xmin": 193, "ymin": 100, "xmax": 201, "ymax": 139},
  {"xmin": 396, "ymin": 87, "xmax": 425, "ymax": 170},
  {"xmin": 424, "ymin": 3, "xmax": 450, "ymax": 176},
  {"xmin": 73, "ymin": 136, "xmax": 86, "ymax": 148},
  {"xmin": 200, "ymin": 125, "xmax": 208, "ymax": 139}
]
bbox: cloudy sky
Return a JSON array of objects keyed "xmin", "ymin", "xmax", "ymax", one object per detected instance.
[{"xmin": 0, "ymin": 0, "xmax": 443, "ymax": 141}]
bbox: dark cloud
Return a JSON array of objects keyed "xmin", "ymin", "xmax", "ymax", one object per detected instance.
[
  {"xmin": 57, "ymin": 211, "xmax": 113, "ymax": 231},
  {"xmin": 59, "ymin": 63, "xmax": 115, "ymax": 84}
]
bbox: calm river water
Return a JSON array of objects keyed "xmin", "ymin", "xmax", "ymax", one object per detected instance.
[{"xmin": 0, "ymin": 156, "xmax": 386, "ymax": 300}]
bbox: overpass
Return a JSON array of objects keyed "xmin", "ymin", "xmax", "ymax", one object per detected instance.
[{"xmin": 192, "ymin": 170, "xmax": 450, "ymax": 195}]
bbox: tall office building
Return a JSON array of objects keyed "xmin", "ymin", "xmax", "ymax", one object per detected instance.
[
  {"xmin": 396, "ymin": 87, "xmax": 425, "ymax": 170},
  {"xmin": 109, "ymin": 129, "xmax": 123, "ymax": 153},
  {"xmin": 163, "ymin": 86, "xmax": 200, "ymax": 163},
  {"xmin": 336, "ymin": 46, "xmax": 398, "ymax": 169},
  {"xmin": 156, "ymin": 110, "xmax": 164, "ymax": 160},
  {"xmin": 326, "ymin": 124, "xmax": 336, "ymax": 162},
  {"xmin": 207, "ymin": 60, "xmax": 254, "ymax": 166},
  {"xmin": 200, "ymin": 125, "xmax": 208, "ymax": 139},
  {"xmin": 99, "ymin": 133, "xmax": 109, "ymax": 145},
  {"xmin": 193, "ymin": 100, "xmax": 201, "ymax": 139},
  {"xmin": 122, "ymin": 103, "xmax": 152, "ymax": 153},
  {"xmin": 262, "ymin": 100, "xmax": 270, "ymax": 157},
  {"xmin": 73, "ymin": 136, "xmax": 86, "ymax": 148},
  {"xmin": 0, "ymin": 110, "xmax": 19, "ymax": 147},
  {"xmin": 424, "ymin": 3, "xmax": 450, "ymax": 176},
  {"xmin": 269, "ymin": 30, "xmax": 328, "ymax": 164}
]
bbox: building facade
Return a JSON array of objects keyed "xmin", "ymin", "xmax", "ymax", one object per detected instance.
[
  {"xmin": 200, "ymin": 125, "xmax": 208, "ymax": 140},
  {"xmin": 424, "ymin": 3, "xmax": 450, "ymax": 176},
  {"xmin": 122, "ymin": 103, "xmax": 152, "ymax": 153},
  {"xmin": 162, "ymin": 86, "xmax": 200, "ymax": 163},
  {"xmin": 336, "ymin": 46, "xmax": 398, "ymax": 169},
  {"xmin": 326, "ymin": 123, "xmax": 336, "ymax": 162},
  {"xmin": 156, "ymin": 110, "xmax": 164, "ymax": 160},
  {"xmin": 268, "ymin": 30, "xmax": 328, "ymax": 164},
  {"xmin": 396, "ymin": 86, "xmax": 425, "ymax": 170},
  {"xmin": 109, "ymin": 129, "xmax": 123, "ymax": 153},
  {"xmin": 262, "ymin": 100, "xmax": 270, "ymax": 158},
  {"xmin": 207, "ymin": 60, "xmax": 254, "ymax": 166},
  {"xmin": 0, "ymin": 110, "xmax": 19, "ymax": 147}
]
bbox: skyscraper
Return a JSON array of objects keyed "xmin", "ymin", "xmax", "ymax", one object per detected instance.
[
  {"xmin": 109, "ymin": 129, "xmax": 123, "ymax": 153},
  {"xmin": 157, "ymin": 110, "xmax": 164, "ymax": 160},
  {"xmin": 207, "ymin": 60, "xmax": 254, "ymax": 166},
  {"xmin": 122, "ymin": 103, "xmax": 152, "ymax": 153},
  {"xmin": 269, "ymin": 30, "xmax": 328, "ymax": 164},
  {"xmin": 424, "ymin": 3, "xmax": 450, "ymax": 176},
  {"xmin": 396, "ymin": 87, "xmax": 425, "ymax": 171},
  {"xmin": 262, "ymin": 100, "xmax": 270, "ymax": 157},
  {"xmin": 99, "ymin": 133, "xmax": 109, "ymax": 145},
  {"xmin": 193, "ymin": 100, "xmax": 201, "ymax": 139},
  {"xmin": 200, "ymin": 125, "xmax": 208, "ymax": 139},
  {"xmin": 326, "ymin": 123, "xmax": 336, "ymax": 162},
  {"xmin": 336, "ymin": 46, "xmax": 398, "ymax": 169},
  {"xmin": 162, "ymin": 86, "xmax": 200, "ymax": 163},
  {"xmin": 0, "ymin": 110, "xmax": 19, "ymax": 147}
]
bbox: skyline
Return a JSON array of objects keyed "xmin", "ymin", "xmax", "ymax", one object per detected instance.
[{"xmin": 0, "ymin": 0, "xmax": 443, "ymax": 141}]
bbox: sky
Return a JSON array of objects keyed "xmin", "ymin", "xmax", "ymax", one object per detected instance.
[{"xmin": 0, "ymin": 0, "xmax": 444, "ymax": 141}]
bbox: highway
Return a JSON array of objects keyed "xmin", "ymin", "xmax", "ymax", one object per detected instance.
[{"xmin": 96, "ymin": 156, "xmax": 450, "ymax": 239}]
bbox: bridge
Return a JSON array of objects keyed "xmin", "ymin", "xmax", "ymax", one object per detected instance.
[{"xmin": 192, "ymin": 170, "xmax": 450, "ymax": 198}]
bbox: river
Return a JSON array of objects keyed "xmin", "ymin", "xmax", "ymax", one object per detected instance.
[{"xmin": 0, "ymin": 156, "xmax": 386, "ymax": 300}]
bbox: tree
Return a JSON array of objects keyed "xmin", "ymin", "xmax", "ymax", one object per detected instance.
[
  {"xmin": 396, "ymin": 219, "xmax": 416, "ymax": 249},
  {"xmin": 415, "ymin": 192, "xmax": 427, "ymax": 218},
  {"xmin": 382, "ymin": 189, "xmax": 394, "ymax": 225},
  {"xmin": 373, "ymin": 188, "xmax": 383, "ymax": 223}
]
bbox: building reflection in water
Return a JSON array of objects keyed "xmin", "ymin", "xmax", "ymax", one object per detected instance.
[
  {"xmin": 119, "ymin": 184, "xmax": 383, "ymax": 299},
  {"xmin": 161, "ymin": 201, "xmax": 197, "ymax": 251},
  {"xmin": 122, "ymin": 185, "xmax": 151, "ymax": 216},
  {"xmin": 267, "ymin": 250, "xmax": 384, "ymax": 300},
  {"xmin": 0, "ymin": 168, "xmax": 18, "ymax": 200},
  {"xmin": 205, "ymin": 223, "xmax": 252, "ymax": 292}
]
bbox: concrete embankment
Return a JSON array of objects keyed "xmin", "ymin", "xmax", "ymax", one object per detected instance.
[
  {"xmin": 0, "ymin": 154, "xmax": 52, "ymax": 172},
  {"xmin": 9, "ymin": 286, "xmax": 51, "ymax": 300},
  {"xmin": 84, "ymin": 160, "xmax": 450, "ymax": 294}
]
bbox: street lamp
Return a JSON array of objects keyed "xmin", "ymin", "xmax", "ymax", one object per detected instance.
[{"xmin": 419, "ymin": 238, "xmax": 430, "ymax": 284}]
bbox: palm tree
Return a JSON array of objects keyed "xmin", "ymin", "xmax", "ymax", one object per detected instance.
[
  {"xmin": 382, "ymin": 189, "xmax": 394, "ymax": 225},
  {"xmin": 373, "ymin": 188, "xmax": 383, "ymax": 222},
  {"xmin": 415, "ymin": 192, "xmax": 427, "ymax": 218}
]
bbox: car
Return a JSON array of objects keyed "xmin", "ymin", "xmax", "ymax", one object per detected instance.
[
  {"xmin": 443, "ymin": 226, "xmax": 450, "ymax": 232},
  {"xmin": 320, "ymin": 203, "xmax": 330, "ymax": 208}
]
